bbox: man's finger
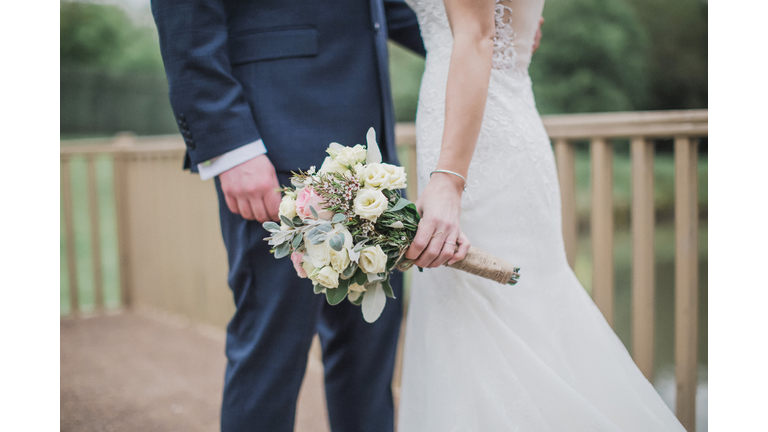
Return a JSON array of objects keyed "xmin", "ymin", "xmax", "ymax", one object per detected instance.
[
  {"xmin": 237, "ymin": 199, "xmax": 255, "ymax": 220},
  {"xmin": 265, "ymin": 190, "xmax": 282, "ymax": 222},
  {"xmin": 250, "ymin": 198, "xmax": 270, "ymax": 224},
  {"xmin": 224, "ymin": 194, "xmax": 240, "ymax": 216}
]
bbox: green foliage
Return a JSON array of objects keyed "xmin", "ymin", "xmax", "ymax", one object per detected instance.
[
  {"xmin": 388, "ymin": 42, "xmax": 425, "ymax": 122},
  {"xmin": 60, "ymin": 1, "xmax": 164, "ymax": 73},
  {"xmin": 530, "ymin": 0, "xmax": 650, "ymax": 114},
  {"xmin": 629, "ymin": 0, "xmax": 708, "ymax": 110}
]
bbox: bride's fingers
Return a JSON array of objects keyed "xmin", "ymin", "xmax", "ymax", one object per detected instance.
[
  {"xmin": 448, "ymin": 232, "xmax": 471, "ymax": 265},
  {"xmin": 428, "ymin": 233, "xmax": 460, "ymax": 268},
  {"xmin": 405, "ymin": 220, "xmax": 435, "ymax": 261},
  {"xmin": 413, "ymin": 229, "xmax": 449, "ymax": 268}
]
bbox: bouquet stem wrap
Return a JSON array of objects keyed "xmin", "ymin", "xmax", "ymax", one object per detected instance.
[{"xmin": 397, "ymin": 247, "xmax": 521, "ymax": 286}]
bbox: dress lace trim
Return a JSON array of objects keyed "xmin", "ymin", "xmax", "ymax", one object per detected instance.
[{"xmin": 492, "ymin": 1, "xmax": 517, "ymax": 71}]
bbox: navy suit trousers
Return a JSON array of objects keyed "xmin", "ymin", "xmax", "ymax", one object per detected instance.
[{"xmin": 215, "ymin": 174, "xmax": 404, "ymax": 432}]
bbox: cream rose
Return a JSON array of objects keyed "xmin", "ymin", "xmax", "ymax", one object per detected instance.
[
  {"xmin": 319, "ymin": 156, "xmax": 349, "ymax": 175},
  {"xmin": 301, "ymin": 258, "xmax": 316, "ymax": 279},
  {"xmin": 353, "ymin": 188, "xmax": 388, "ymax": 222},
  {"xmin": 304, "ymin": 238, "xmax": 333, "ymax": 268},
  {"xmin": 360, "ymin": 163, "xmax": 391, "ymax": 190},
  {"xmin": 313, "ymin": 266, "xmax": 340, "ymax": 289},
  {"xmin": 359, "ymin": 245, "xmax": 387, "ymax": 274},
  {"xmin": 329, "ymin": 248, "xmax": 351, "ymax": 273},
  {"xmin": 381, "ymin": 163, "xmax": 407, "ymax": 189},
  {"xmin": 348, "ymin": 282, "xmax": 367, "ymax": 293},
  {"xmin": 333, "ymin": 145, "xmax": 367, "ymax": 167},
  {"xmin": 278, "ymin": 195, "xmax": 297, "ymax": 219}
]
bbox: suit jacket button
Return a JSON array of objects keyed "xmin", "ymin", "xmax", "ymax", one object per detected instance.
[
  {"xmin": 187, "ymin": 139, "xmax": 196, "ymax": 150},
  {"xmin": 374, "ymin": 22, "xmax": 381, "ymax": 33},
  {"xmin": 177, "ymin": 113, "xmax": 186, "ymax": 121}
]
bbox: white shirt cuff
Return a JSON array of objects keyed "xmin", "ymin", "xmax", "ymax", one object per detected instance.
[{"xmin": 197, "ymin": 139, "xmax": 267, "ymax": 181}]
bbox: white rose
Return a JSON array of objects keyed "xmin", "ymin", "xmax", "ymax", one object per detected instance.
[
  {"xmin": 305, "ymin": 238, "xmax": 333, "ymax": 268},
  {"xmin": 329, "ymin": 248, "xmax": 351, "ymax": 273},
  {"xmin": 381, "ymin": 163, "xmax": 407, "ymax": 190},
  {"xmin": 313, "ymin": 266, "xmax": 340, "ymax": 289},
  {"xmin": 301, "ymin": 258, "xmax": 316, "ymax": 278},
  {"xmin": 334, "ymin": 145, "xmax": 367, "ymax": 167},
  {"xmin": 278, "ymin": 195, "xmax": 297, "ymax": 219},
  {"xmin": 319, "ymin": 156, "xmax": 349, "ymax": 175},
  {"xmin": 360, "ymin": 163, "xmax": 391, "ymax": 190},
  {"xmin": 348, "ymin": 282, "xmax": 367, "ymax": 293},
  {"xmin": 359, "ymin": 245, "xmax": 387, "ymax": 274},
  {"xmin": 353, "ymin": 188, "xmax": 388, "ymax": 222}
]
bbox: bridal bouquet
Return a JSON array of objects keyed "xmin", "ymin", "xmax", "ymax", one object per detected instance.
[{"xmin": 263, "ymin": 128, "xmax": 520, "ymax": 322}]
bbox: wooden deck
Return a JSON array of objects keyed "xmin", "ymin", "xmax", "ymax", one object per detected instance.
[{"xmin": 60, "ymin": 311, "xmax": 331, "ymax": 432}]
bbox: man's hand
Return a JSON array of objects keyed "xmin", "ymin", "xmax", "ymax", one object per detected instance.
[
  {"xmin": 533, "ymin": 17, "xmax": 544, "ymax": 54},
  {"xmin": 218, "ymin": 154, "xmax": 282, "ymax": 223}
]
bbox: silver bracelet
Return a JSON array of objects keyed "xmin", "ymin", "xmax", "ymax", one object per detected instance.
[{"xmin": 430, "ymin": 169, "xmax": 467, "ymax": 191}]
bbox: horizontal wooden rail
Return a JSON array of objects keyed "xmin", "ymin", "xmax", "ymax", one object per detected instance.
[{"xmin": 61, "ymin": 110, "xmax": 706, "ymax": 428}]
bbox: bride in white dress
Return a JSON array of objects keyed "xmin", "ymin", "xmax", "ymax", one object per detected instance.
[{"xmin": 398, "ymin": 0, "xmax": 687, "ymax": 431}]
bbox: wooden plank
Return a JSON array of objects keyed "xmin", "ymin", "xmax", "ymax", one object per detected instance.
[
  {"xmin": 631, "ymin": 137, "xmax": 655, "ymax": 380},
  {"xmin": 674, "ymin": 136, "xmax": 698, "ymax": 431},
  {"xmin": 61, "ymin": 157, "xmax": 79, "ymax": 315},
  {"xmin": 543, "ymin": 110, "xmax": 708, "ymax": 140},
  {"xmin": 554, "ymin": 139, "xmax": 577, "ymax": 269},
  {"xmin": 87, "ymin": 155, "xmax": 104, "ymax": 311},
  {"xmin": 112, "ymin": 153, "xmax": 133, "ymax": 309},
  {"xmin": 591, "ymin": 138, "xmax": 614, "ymax": 327}
]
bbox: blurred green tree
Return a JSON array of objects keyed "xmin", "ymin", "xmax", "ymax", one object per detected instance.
[
  {"xmin": 629, "ymin": 0, "xmax": 708, "ymax": 110},
  {"xmin": 529, "ymin": 0, "xmax": 651, "ymax": 114},
  {"xmin": 60, "ymin": 1, "xmax": 164, "ymax": 73}
]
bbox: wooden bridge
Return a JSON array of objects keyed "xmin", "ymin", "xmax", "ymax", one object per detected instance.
[{"xmin": 60, "ymin": 109, "xmax": 707, "ymax": 431}]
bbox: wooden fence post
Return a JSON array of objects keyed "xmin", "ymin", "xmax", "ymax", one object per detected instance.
[
  {"xmin": 631, "ymin": 137, "xmax": 655, "ymax": 380},
  {"xmin": 62, "ymin": 157, "xmax": 79, "ymax": 315},
  {"xmin": 87, "ymin": 155, "xmax": 104, "ymax": 311},
  {"xmin": 591, "ymin": 138, "xmax": 614, "ymax": 327},
  {"xmin": 554, "ymin": 139, "xmax": 577, "ymax": 269},
  {"xmin": 112, "ymin": 133, "xmax": 135, "ymax": 309},
  {"xmin": 674, "ymin": 136, "xmax": 699, "ymax": 431}
]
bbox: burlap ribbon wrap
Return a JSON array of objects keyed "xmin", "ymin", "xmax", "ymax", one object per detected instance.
[{"xmin": 397, "ymin": 246, "xmax": 521, "ymax": 285}]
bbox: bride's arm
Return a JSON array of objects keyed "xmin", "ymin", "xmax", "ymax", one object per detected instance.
[{"xmin": 405, "ymin": 0, "xmax": 496, "ymax": 268}]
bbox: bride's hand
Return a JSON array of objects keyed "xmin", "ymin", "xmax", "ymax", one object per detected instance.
[{"xmin": 405, "ymin": 174, "xmax": 471, "ymax": 268}]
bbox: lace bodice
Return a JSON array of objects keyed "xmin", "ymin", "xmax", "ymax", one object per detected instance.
[{"xmin": 405, "ymin": 0, "xmax": 545, "ymax": 75}]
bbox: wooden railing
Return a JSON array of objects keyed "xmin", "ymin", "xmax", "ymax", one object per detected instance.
[{"xmin": 61, "ymin": 109, "xmax": 706, "ymax": 431}]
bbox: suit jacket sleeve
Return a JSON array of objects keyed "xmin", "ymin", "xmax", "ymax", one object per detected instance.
[
  {"xmin": 151, "ymin": 0, "xmax": 261, "ymax": 168},
  {"xmin": 384, "ymin": 0, "xmax": 426, "ymax": 57}
]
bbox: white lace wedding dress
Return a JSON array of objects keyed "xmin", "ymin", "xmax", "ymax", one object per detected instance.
[{"xmin": 397, "ymin": 1, "xmax": 687, "ymax": 431}]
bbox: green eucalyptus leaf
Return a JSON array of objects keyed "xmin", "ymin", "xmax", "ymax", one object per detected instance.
[
  {"xmin": 291, "ymin": 234, "xmax": 303, "ymax": 249},
  {"xmin": 329, "ymin": 233, "xmax": 344, "ymax": 251},
  {"xmin": 274, "ymin": 242, "xmax": 291, "ymax": 259},
  {"xmin": 349, "ymin": 291, "xmax": 365, "ymax": 305},
  {"xmin": 292, "ymin": 216, "xmax": 303, "ymax": 226},
  {"xmin": 263, "ymin": 221, "xmax": 281, "ymax": 232},
  {"xmin": 313, "ymin": 284, "xmax": 326, "ymax": 294},
  {"xmin": 381, "ymin": 278, "xmax": 395, "ymax": 299},
  {"xmin": 326, "ymin": 280, "xmax": 349, "ymax": 305},
  {"xmin": 310, "ymin": 205, "xmax": 319, "ymax": 219},
  {"xmin": 388, "ymin": 197, "xmax": 413, "ymax": 213},
  {"xmin": 331, "ymin": 213, "xmax": 346, "ymax": 223},
  {"xmin": 342, "ymin": 263, "xmax": 358, "ymax": 279},
  {"xmin": 354, "ymin": 269, "xmax": 368, "ymax": 286},
  {"xmin": 280, "ymin": 215, "xmax": 295, "ymax": 228}
]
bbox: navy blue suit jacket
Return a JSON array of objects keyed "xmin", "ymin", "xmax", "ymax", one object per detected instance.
[{"xmin": 152, "ymin": 0, "xmax": 425, "ymax": 174}]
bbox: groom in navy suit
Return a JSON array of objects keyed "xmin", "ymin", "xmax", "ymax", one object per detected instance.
[{"xmin": 151, "ymin": 1, "xmax": 425, "ymax": 431}]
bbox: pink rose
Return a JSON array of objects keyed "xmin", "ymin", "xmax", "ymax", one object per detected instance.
[
  {"xmin": 295, "ymin": 186, "xmax": 334, "ymax": 220},
  {"xmin": 291, "ymin": 252, "xmax": 308, "ymax": 278}
]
